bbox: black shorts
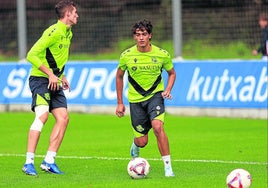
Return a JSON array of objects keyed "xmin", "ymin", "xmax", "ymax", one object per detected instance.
[
  {"xmin": 129, "ymin": 92, "xmax": 165, "ymax": 137},
  {"xmin": 29, "ymin": 76, "xmax": 67, "ymax": 112}
]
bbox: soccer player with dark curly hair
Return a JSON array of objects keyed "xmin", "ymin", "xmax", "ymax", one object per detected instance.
[{"xmin": 116, "ymin": 19, "xmax": 176, "ymax": 177}]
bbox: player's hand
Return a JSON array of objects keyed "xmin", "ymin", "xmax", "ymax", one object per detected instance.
[
  {"xmin": 116, "ymin": 104, "xmax": 125, "ymax": 118},
  {"xmin": 47, "ymin": 74, "xmax": 60, "ymax": 91},
  {"xmin": 162, "ymin": 91, "xmax": 172, "ymax": 100},
  {"xmin": 61, "ymin": 76, "xmax": 71, "ymax": 92}
]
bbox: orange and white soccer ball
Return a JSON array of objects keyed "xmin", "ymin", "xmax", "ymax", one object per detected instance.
[
  {"xmin": 226, "ymin": 168, "xmax": 252, "ymax": 188},
  {"xmin": 127, "ymin": 157, "xmax": 150, "ymax": 179}
]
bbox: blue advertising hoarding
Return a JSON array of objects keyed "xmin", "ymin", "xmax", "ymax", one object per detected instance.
[{"xmin": 0, "ymin": 60, "xmax": 267, "ymax": 108}]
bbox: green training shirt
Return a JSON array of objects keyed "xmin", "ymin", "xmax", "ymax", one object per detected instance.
[
  {"xmin": 119, "ymin": 44, "xmax": 173, "ymax": 103},
  {"xmin": 26, "ymin": 20, "xmax": 73, "ymax": 78}
]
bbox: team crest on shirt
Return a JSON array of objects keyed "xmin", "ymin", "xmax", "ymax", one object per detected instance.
[
  {"xmin": 136, "ymin": 125, "xmax": 144, "ymax": 132},
  {"xmin": 152, "ymin": 57, "xmax": 157, "ymax": 63},
  {"xmin": 134, "ymin": 58, "xmax": 137, "ymax": 63}
]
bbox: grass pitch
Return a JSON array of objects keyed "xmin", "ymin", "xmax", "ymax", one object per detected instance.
[{"xmin": 0, "ymin": 112, "xmax": 267, "ymax": 188}]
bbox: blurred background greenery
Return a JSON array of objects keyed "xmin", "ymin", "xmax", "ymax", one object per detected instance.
[{"xmin": 0, "ymin": 0, "xmax": 266, "ymax": 61}]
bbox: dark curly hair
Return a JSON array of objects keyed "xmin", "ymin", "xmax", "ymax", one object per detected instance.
[{"xmin": 131, "ymin": 19, "xmax": 153, "ymax": 35}]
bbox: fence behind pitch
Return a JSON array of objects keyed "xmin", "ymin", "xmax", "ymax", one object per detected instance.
[{"xmin": 0, "ymin": 0, "xmax": 267, "ymax": 56}]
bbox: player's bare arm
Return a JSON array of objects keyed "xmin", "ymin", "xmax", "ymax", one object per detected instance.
[
  {"xmin": 116, "ymin": 68, "xmax": 126, "ymax": 117},
  {"xmin": 162, "ymin": 68, "xmax": 176, "ymax": 99}
]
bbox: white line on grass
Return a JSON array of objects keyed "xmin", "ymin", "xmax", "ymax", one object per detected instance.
[{"xmin": 0, "ymin": 153, "xmax": 267, "ymax": 165}]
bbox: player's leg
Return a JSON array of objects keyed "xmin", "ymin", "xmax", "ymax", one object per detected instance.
[
  {"xmin": 22, "ymin": 77, "xmax": 50, "ymax": 176},
  {"xmin": 40, "ymin": 107, "xmax": 68, "ymax": 174},
  {"xmin": 131, "ymin": 134, "xmax": 148, "ymax": 157},
  {"xmin": 22, "ymin": 105, "xmax": 49, "ymax": 176},
  {"xmin": 129, "ymin": 102, "xmax": 151, "ymax": 157},
  {"xmin": 151, "ymin": 119, "xmax": 170, "ymax": 156},
  {"xmin": 148, "ymin": 92, "xmax": 169, "ymax": 155},
  {"xmin": 152, "ymin": 118, "xmax": 174, "ymax": 177},
  {"xmin": 27, "ymin": 105, "xmax": 49, "ymax": 152},
  {"xmin": 148, "ymin": 92, "xmax": 175, "ymax": 177},
  {"xmin": 40, "ymin": 90, "xmax": 68, "ymax": 174},
  {"xmin": 49, "ymin": 107, "xmax": 69, "ymax": 152}
]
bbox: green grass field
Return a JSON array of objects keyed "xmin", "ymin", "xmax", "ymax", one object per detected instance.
[{"xmin": 0, "ymin": 112, "xmax": 267, "ymax": 188}]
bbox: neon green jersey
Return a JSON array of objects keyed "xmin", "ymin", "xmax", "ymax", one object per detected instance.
[
  {"xmin": 119, "ymin": 44, "xmax": 173, "ymax": 103},
  {"xmin": 26, "ymin": 20, "xmax": 73, "ymax": 78}
]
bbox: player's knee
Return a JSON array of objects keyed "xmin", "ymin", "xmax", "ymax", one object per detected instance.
[
  {"xmin": 139, "ymin": 143, "xmax": 147, "ymax": 148},
  {"xmin": 30, "ymin": 105, "xmax": 49, "ymax": 132},
  {"xmin": 56, "ymin": 113, "xmax": 69, "ymax": 126},
  {"xmin": 63, "ymin": 114, "xmax": 69, "ymax": 125},
  {"xmin": 30, "ymin": 118, "xmax": 44, "ymax": 132},
  {"xmin": 135, "ymin": 138, "xmax": 148, "ymax": 148},
  {"xmin": 153, "ymin": 126, "xmax": 163, "ymax": 134},
  {"xmin": 152, "ymin": 122, "xmax": 164, "ymax": 135},
  {"xmin": 52, "ymin": 108, "xmax": 69, "ymax": 126}
]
